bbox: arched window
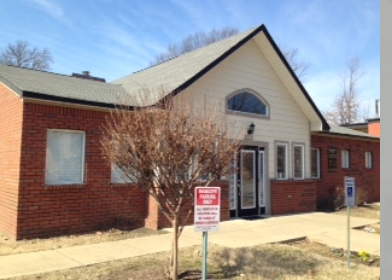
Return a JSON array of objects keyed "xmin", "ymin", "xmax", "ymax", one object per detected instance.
[{"xmin": 227, "ymin": 89, "xmax": 269, "ymax": 117}]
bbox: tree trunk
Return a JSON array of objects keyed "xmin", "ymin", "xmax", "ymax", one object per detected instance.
[{"xmin": 169, "ymin": 215, "xmax": 179, "ymax": 280}]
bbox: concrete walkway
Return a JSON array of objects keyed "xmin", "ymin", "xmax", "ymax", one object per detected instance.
[{"xmin": 0, "ymin": 212, "xmax": 379, "ymax": 279}]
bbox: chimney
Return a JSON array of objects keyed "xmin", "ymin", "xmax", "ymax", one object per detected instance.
[
  {"xmin": 71, "ymin": 71, "xmax": 106, "ymax": 82},
  {"xmin": 375, "ymin": 99, "xmax": 380, "ymax": 118}
]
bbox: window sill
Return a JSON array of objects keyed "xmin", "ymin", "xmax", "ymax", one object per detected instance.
[
  {"xmin": 110, "ymin": 182, "xmax": 137, "ymax": 187},
  {"xmin": 293, "ymin": 177, "xmax": 305, "ymax": 180},
  {"xmin": 44, "ymin": 183, "xmax": 85, "ymax": 189}
]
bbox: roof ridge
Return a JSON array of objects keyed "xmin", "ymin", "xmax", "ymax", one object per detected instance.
[
  {"xmin": 0, "ymin": 64, "xmax": 73, "ymax": 78},
  {"xmin": 115, "ymin": 26, "xmax": 259, "ymax": 80}
]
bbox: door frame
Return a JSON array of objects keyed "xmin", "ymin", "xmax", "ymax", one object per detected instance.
[{"xmin": 230, "ymin": 140, "xmax": 270, "ymax": 217}]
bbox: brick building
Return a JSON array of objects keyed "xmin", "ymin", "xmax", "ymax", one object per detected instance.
[{"xmin": 0, "ymin": 24, "xmax": 379, "ymax": 240}]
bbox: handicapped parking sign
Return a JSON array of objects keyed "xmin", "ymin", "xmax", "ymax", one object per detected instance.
[
  {"xmin": 347, "ymin": 187, "xmax": 353, "ymax": 197},
  {"xmin": 344, "ymin": 177, "xmax": 356, "ymax": 207}
]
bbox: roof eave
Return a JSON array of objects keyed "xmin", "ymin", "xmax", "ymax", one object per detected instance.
[
  {"xmin": 261, "ymin": 26, "xmax": 330, "ymax": 131},
  {"xmin": 312, "ymin": 131, "xmax": 379, "ymax": 141},
  {"xmin": 22, "ymin": 91, "xmax": 135, "ymax": 110}
]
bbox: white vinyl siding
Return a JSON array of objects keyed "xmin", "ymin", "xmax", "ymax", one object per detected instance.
[
  {"xmin": 181, "ymin": 40, "xmax": 311, "ymax": 179},
  {"xmin": 341, "ymin": 150, "xmax": 350, "ymax": 168},
  {"xmin": 45, "ymin": 130, "xmax": 85, "ymax": 185},
  {"xmin": 293, "ymin": 144, "xmax": 305, "ymax": 179}
]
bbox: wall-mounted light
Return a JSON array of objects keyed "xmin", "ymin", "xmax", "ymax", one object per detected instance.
[{"xmin": 247, "ymin": 123, "xmax": 255, "ymax": 135}]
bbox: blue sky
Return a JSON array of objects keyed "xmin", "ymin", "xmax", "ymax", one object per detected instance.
[{"xmin": 0, "ymin": 0, "xmax": 380, "ymax": 115}]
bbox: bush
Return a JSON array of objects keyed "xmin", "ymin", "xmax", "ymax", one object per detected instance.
[{"xmin": 319, "ymin": 186, "xmax": 369, "ymax": 212}]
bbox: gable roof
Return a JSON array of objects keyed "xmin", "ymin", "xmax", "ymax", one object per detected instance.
[
  {"xmin": 113, "ymin": 24, "xmax": 330, "ymax": 131},
  {"xmin": 0, "ymin": 64, "xmax": 129, "ymax": 108}
]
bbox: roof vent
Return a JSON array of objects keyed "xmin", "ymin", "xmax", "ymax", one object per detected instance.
[{"xmin": 71, "ymin": 71, "xmax": 106, "ymax": 82}]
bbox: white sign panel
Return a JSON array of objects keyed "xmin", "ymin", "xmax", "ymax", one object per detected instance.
[
  {"xmin": 194, "ymin": 187, "xmax": 221, "ymax": 232},
  {"xmin": 344, "ymin": 176, "xmax": 356, "ymax": 207}
]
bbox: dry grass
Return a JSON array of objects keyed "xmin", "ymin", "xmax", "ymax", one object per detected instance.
[
  {"xmin": 0, "ymin": 228, "xmax": 167, "ymax": 256},
  {"xmin": 333, "ymin": 202, "xmax": 380, "ymax": 220},
  {"xmin": 7, "ymin": 243, "xmax": 380, "ymax": 280}
]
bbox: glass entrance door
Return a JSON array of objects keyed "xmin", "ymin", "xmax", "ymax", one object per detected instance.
[{"xmin": 234, "ymin": 146, "xmax": 265, "ymax": 217}]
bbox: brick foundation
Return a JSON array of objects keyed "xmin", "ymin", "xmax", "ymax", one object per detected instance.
[
  {"xmin": 271, "ymin": 180, "xmax": 316, "ymax": 215},
  {"xmin": 311, "ymin": 134, "xmax": 380, "ymax": 210}
]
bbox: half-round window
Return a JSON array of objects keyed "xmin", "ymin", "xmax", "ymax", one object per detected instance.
[{"xmin": 227, "ymin": 91, "xmax": 268, "ymax": 116}]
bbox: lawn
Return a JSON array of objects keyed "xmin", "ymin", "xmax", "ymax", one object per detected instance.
[
  {"xmin": 2, "ymin": 203, "xmax": 380, "ymax": 279},
  {"xmin": 7, "ymin": 243, "xmax": 380, "ymax": 280},
  {"xmin": 333, "ymin": 202, "xmax": 380, "ymax": 220},
  {"xmin": 0, "ymin": 227, "xmax": 168, "ymax": 256}
]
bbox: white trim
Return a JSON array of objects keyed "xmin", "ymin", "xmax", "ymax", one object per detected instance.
[
  {"xmin": 259, "ymin": 150, "xmax": 265, "ymax": 207},
  {"xmin": 45, "ymin": 129, "xmax": 86, "ymax": 185},
  {"xmin": 275, "ymin": 142, "xmax": 288, "ymax": 180},
  {"xmin": 240, "ymin": 149, "xmax": 256, "ymax": 209},
  {"xmin": 341, "ymin": 149, "xmax": 350, "ymax": 168},
  {"xmin": 293, "ymin": 144, "xmax": 305, "ymax": 180},
  {"xmin": 229, "ymin": 153, "xmax": 237, "ymax": 210}
]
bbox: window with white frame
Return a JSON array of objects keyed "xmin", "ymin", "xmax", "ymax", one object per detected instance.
[
  {"xmin": 341, "ymin": 149, "xmax": 350, "ymax": 168},
  {"xmin": 111, "ymin": 164, "xmax": 135, "ymax": 183},
  {"xmin": 45, "ymin": 130, "xmax": 85, "ymax": 185},
  {"xmin": 365, "ymin": 151, "xmax": 373, "ymax": 169},
  {"xmin": 293, "ymin": 144, "xmax": 304, "ymax": 179},
  {"xmin": 311, "ymin": 148, "xmax": 320, "ymax": 178},
  {"xmin": 276, "ymin": 143, "xmax": 288, "ymax": 179}
]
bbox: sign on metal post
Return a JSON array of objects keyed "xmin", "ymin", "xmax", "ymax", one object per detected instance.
[
  {"xmin": 344, "ymin": 176, "xmax": 356, "ymax": 269},
  {"xmin": 345, "ymin": 176, "xmax": 356, "ymax": 207},
  {"xmin": 194, "ymin": 186, "xmax": 221, "ymax": 280},
  {"xmin": 194, "ymin": 187, "xmax": 221, "ymax": 232}
]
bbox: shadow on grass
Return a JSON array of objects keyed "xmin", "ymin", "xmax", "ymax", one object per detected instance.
[{"xmin": 211, "ymin": 244, "xmax": 324, "ymax": 279}]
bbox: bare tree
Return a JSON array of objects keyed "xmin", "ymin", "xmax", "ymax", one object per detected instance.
[
  {"xmin": 150, "ymin": 27, "xmax": 239, "ymax": 65},
  {"xmin": 324, "ymin": 56, "xmax": 364, "ymax": 124},
  {"xmin": 0, "ymin": 40, "xmax": 53, "ymax": 70},
  {"xmin": 151, "ymin": 27, "xmax": 309, "ymax": 83},
  {"xmin": 101, "ymin": 90, "xmax": 242, "ymax": 280},
  {"xmin": 281, "ymin": 48, "xmax": 310, "ymax": 82}
]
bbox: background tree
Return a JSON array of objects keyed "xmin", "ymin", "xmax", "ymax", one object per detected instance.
[
  {"xmin": 281, "ymin": 47, "xmax": 310, "ymax": 82},
  {"xmin": 324, "ymin": 56, "xmax": 364, "ymax": 124},
  {"xmin": 0, "ymin": 40, "xmax": 53, "ymax": 70},
  {"xmin": 150, "ymin": 27, "xmax": 239, "ymax": 65},
  {"xmin": 151, "ymin": 27, "xmax": 309, "ymax": 82},
  {"xmin": 101, "ymin": 91, "xmax": 241, "ymax": 280}
]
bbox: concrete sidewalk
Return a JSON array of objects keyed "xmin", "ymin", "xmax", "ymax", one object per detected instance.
[{"xmin": 0, "ymin": 212, "xmax": 379, "ymax": 279}]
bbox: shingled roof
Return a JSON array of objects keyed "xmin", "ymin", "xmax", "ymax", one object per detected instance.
[
  {"xmin": 112, "ymin": 27, "xmax": 258, "ymax": 106},
  {"xmin": 0, "ymin": 64, "xmax": 129, "ymax": 108},
  {"xmin": 312, "ymin": 122, "xmax": 380, "ymax": 140}
]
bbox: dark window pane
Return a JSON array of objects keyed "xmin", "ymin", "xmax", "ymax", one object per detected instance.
[
  {"xmin": 228, "ymin": 92, "xmax": 267, "ymax": 115},
  {"xmin": 328, "ymin": 148, "xmax": 337, "ymax": 172}
]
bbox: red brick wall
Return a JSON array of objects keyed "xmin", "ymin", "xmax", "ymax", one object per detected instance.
[
  {"xmin": 145, "ymin": 181, "xmax": 230, "ymax": 230},
  {"xmin": 368, "ymin": 122, "xmax": 380, "ymax": 137},
  {"xmin": 16, "ymin": 102, "xmax": 147, "ymax": 239},
  {"xmin": 0, "ymin": 84, "xmax": 23, "ymax": 238},
  {"xmin": 270, "ymin": 180, "xmax": 316, "ymax": 215},
  {"xmin": 311, "ymin": 134, "xmax": 380, "ymax": 210}
]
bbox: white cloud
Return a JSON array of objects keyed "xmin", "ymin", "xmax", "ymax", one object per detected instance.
[{"xmin": 28, "ymin": 0, "xmax": 74, "ymax": 28}]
